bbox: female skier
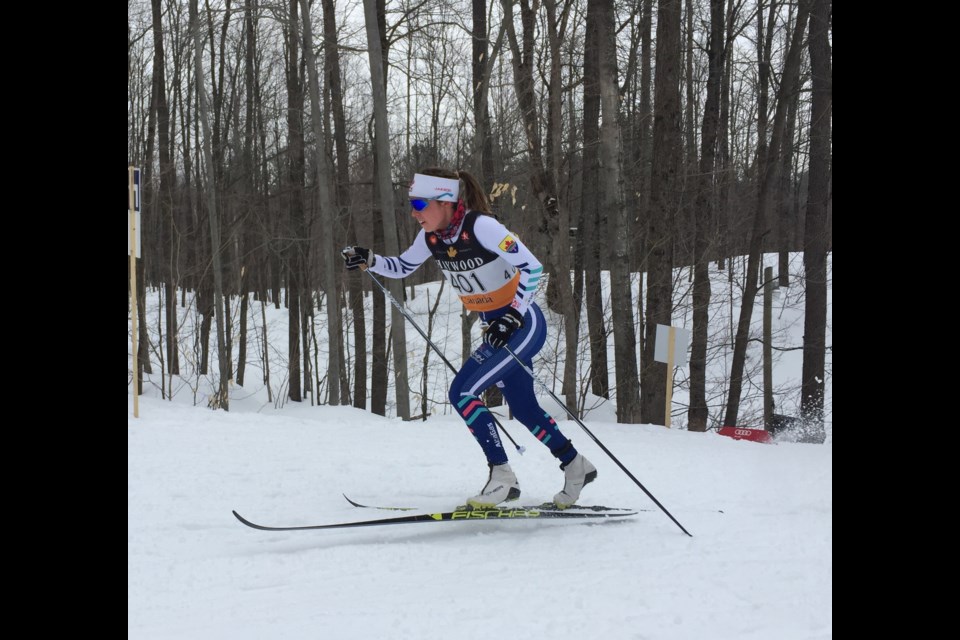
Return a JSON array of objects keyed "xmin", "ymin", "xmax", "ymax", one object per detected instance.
[{"xmin": 342, "ymin": 168, "xmax": 596, "ymax": 509}]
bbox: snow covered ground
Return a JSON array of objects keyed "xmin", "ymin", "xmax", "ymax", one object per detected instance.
[
  {"xmin": 128, "ymin": 393, "xmax": 831, "ymax": 639},
  {"xmin": 129, "ymin": 254, "xmax": 831, "ymax": 638}
]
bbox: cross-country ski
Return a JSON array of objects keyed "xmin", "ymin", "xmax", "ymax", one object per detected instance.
[{"xmin": 232, "ymin": 505, "xmax": 636, "ymax": 532}]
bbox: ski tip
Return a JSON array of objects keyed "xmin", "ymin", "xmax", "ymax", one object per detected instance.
[
  {"xmin": 233, "ymin": 510, "xmax": 283, "ymax": 531},
  {"xmin": 343, "ymin": 495, "xmax": 418, "ymax": 511}
]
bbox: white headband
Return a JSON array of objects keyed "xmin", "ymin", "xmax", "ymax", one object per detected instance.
[{"xmin": 409, "ymin": 173, "xmax": 459, "ymax": 201}]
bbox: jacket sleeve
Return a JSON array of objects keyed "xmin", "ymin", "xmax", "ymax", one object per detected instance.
[{"xmin": 368, "ymin": 230, "xmax": 432, "ymax": 279}]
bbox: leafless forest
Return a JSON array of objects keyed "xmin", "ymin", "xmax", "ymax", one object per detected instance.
[{"xmin": 127, "ymin": 0, "xmax": 831, "ymax": 440}]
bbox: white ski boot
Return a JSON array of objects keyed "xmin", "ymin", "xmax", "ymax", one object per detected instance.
[
  {"xmin": 466, "ymin": 463, "xmax": 521, "ymax": 509},
  {"xmin": 552, "ymin": 454, "xmax": 597, "ymax": 508}
]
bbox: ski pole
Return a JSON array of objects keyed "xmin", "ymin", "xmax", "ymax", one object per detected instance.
[
  {"xmin": 358, "ymin": 266, "xmax": 526, "ymax": 454},
  {"xmin": 503, "ymin": 345, "xmax": 692, "ymax": 536}
]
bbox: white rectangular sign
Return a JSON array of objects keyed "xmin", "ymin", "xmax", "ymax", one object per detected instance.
[
  {"xmin": 128, "ymin": 168, "xmax": 141, "ymax": 257},
  {"xmin": 654, "ymin": 324, "xmax": 690, "ymax": 367}
]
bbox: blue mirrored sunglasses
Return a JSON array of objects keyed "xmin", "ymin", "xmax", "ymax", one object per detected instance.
[{"xmin": 410, "ymin": 198, "xmax": 430, "ymax": 212}]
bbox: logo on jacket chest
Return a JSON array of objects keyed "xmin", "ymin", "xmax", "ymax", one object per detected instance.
[{"xmin": 436, "ymin": 253, "xmax": 487, "ymax": 272}]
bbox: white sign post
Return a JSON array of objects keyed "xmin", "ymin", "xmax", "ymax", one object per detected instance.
[
  {"xmin": 129, "ymin": 167, "xmax": 140, "ymax": 418},
  {"xmin": 654, "ymin": 324, "xmax": 690, "ymax": 427}
]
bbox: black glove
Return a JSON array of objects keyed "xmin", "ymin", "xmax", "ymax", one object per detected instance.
[
  {"xmin": 341, "ymin": 246, "xmax": 375, "ymax": 271},
  {"xmin": 484, "ymin": 309, "xmax": 524, "ymax": 349}
]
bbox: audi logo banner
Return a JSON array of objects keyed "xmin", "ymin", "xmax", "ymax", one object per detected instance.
[{"xmin": 718, "ymin": 426, "xmax": 774, "ymax": 444}]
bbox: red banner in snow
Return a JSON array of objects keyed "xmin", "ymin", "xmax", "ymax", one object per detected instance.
[{"xmin": 718, "ymin": 426, "xmax": 773, "ymax": 444}]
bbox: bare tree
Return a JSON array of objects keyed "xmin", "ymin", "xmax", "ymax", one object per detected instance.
[
  {"xmin": 131, "ymin": 2, "xmax": 153, "ymax": 391},
  {"xmin": 125, "ymin": 0, "xmax": 831, "ymax": 430},
  {"xmin": 715, "ymin": 0, "xmax": 738, "ymax": 267},
  {"xmin": 470, "ymin": 0, "xmax": 507, "ymax": 410},
  {"xmin": 688, "ymin": 0, "xmax": 726, "ymax": 431},
  {"xmin": 500, "ymin": 0, "xmax": 579, "ymax": 413},
  {"xmin": 545, "ymin": 0, "xmax": 580, "ymax": 411},
  {"xmin": 189, "ymin": 0, "xmax": 230, "ymax": 408},
  {"xmin": 723, "ymin": 0, "xmax": 809, "ymax": 428},
  {"xmin": 778, "ymin": 42, "xmax": 800, "ymax": 286},
  {"xmin": 640, "ymin": 0, "xmax": 683, "ymax": 426},
  {"xmin": 363, "ymin": 0, "xmax": 411, "ymax": 420},
  {"xmin": 150, "ymin": 0, "xmax": 180, "ymax": 378},
  {"xmin": 801, "ymin": 0, "xmax": 830, "ymax": 442},
  {"xmin": 471, "ymin": 0, "xmax": 498, "ymax": 187},
  {"xmin": 236, "ymin": 0, "xmax": 261, "ymax": 387},
  {"xmin": 630, "ymin": 0, "xmax": 653, "ymax": 268},
  {"xmin": 596, "ymin": 0, "xmax": 640, "ymax": 422},
  {"xmin": 321, "ymin": 0, "xmax": 366, "ymax": 408},
  {"xmin": 299, "ymin": 0, "xmax": 342, "ymax": 405},
  {"xmin": 581, "ymin": 0, "xmax": 608, "ymax": 400},
  {"xmin": 281, "ymin": 0, "xmax": 308, "ymax": 403}
]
